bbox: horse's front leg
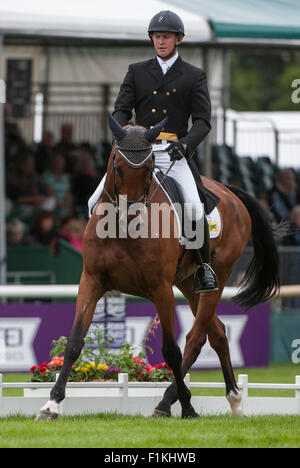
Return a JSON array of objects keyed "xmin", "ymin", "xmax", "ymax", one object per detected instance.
[
  {"xmin": 152, "ymin": 285, "xmax": 198, "ymax": 419},
  {"xmin": 35, "ymin": 271, "xmax": 105, "ymax": 421}
]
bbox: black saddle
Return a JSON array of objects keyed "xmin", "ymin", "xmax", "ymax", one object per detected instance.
[
  {"xmin": 155, "ymin": 170, "xmax": 185, "ymax": 221},
  {"xmin": 188, "ymin": 158, "xmax": 220, "ymax": 215},
  {"xmin": 155, "ymin": 162, "xmax": 219, "ymax": 218}
]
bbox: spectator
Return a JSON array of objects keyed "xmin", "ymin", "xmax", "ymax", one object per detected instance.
[
  {"xmin": 54, "ymin": 123, "xmax": 77, "ymax": 172},
  {"xmin": 42, "ymin": 151, "xmax": 73, "ymax": 219},
  {"xmin": 34, "ymin": 131, "xmax": 54, "ymax": 174},
  {"xmin": 4, "ymin": 104, "xmax": 27, "ymax": 175},
  {"xmin": 72, "ymin": 150, "xmax": 98, "ymax": 209},
  {"xmin": 283, "ymin": 205, "xmax": 300, "ymax": 246},
  {"xmin": 268, "ymin": 169, "xmax": 299, "ymax": 223},
  {"xmin": 6, "ymin": 153, "xmax": 50, "ymax": 221},
  {"xmin": 6, "ymin": 219, "xmax": 33, "ymax": 246},
  {"xmin": 59, "ymin": 218, "xmax": 87, "ymax": 252},
  {"xmin": 30, "ymin": 211, "xmax": 58, "ymax": 246}
]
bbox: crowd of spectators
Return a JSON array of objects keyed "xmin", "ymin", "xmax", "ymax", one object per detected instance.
[
  {"xmin": 266, "ymin": 168, "xmax": 300, "ymax": 246},
  {"xmin": 4, "ymin": 109, "xmax": 300, "ymax": 251},
  {"xmin": 5, "ymin": 114, "xmax": 110, "ymax": 253}
]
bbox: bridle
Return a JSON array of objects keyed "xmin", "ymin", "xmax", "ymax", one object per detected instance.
[
  {"xmin": 102, "ymin": 145, "xmax": 176, "ymax": 214},
  {"xmin": 100, "ymin": 114, "xmax": 173, "ymax": 215},
  {"xmin": 102, "ymin": 146, "xmax": 154, "ymax": 214}
]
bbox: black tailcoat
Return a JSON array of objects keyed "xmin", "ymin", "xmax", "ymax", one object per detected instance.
[
  {"xmin": 113, "ymin": 56, "xmax": 211, "ymax": 157},
  {"xmin": 113, "ymin": 56, "xmax": 219, "ymax": 213}
]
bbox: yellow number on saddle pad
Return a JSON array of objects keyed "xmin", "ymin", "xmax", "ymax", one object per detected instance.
[{"xmin": 208, "ymin": 222, "xmax": 218, "ymax": 233}]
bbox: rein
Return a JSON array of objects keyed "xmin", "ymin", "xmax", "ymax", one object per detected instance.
[{"xmin": 103, "ymin": 148, "xmax": 175, "ymax": 213}]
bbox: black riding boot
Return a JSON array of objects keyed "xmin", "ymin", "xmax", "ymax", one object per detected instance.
[{"xmin": 193, "ymin": 216, "xmax": 219, "ymax": 293}]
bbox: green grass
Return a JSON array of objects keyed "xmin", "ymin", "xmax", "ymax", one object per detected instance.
[
  {"xmin": 1, "ymin": 363, "xmax": 300, "ymax": 448},
  {"xmin": 0, "ymin": 413, "xmax": 299, "ymax": 448}
]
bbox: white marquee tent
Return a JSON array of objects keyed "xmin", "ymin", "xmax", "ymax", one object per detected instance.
[{"xmin": 0, "ymin": 0, "xmax": 211, "ymax": 42}]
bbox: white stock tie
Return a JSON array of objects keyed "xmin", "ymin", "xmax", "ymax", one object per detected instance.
[{"xmin": 161, "ymin": 62, "xmax": 169, "ymax": 75}]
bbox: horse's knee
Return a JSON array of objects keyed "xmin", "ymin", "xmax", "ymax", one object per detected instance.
[
  {"xmin": 185, "ymin": 332, "xmax": 207, "ymax": 363},
  {"xmin": 208, "ymin": 324, "xmax": 228, "ymax": 354}
]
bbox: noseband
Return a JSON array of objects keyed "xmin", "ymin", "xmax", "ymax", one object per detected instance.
[
  {"xmin": 102, "ymin": 147, "xmax": 154, "ymax": 213},
  {"xmin": 102, "ymin": 121, "xmax": 174, "ymax": 213}
]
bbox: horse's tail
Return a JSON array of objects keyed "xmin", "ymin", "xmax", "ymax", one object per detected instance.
[{"xmin": 226, "ymin": 184, "xmax": 280, "ymax": 309}]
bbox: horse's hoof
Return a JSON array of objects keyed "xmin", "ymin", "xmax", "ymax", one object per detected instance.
[
  {"xmin": 182, "ymin": 407, "xmax": 199, "ymax": 419},
  {"xmin": 152, "ymin": 409, "xmax": 171, "ymax": 418},
  {"xmin": 35, "ymin": 409, "xmax": 59, "ymax": 421}
]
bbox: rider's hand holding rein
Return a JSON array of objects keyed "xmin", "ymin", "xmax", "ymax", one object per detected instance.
[{"xmin": 167, "ymin": 141, "xmax": 188, "ymax": 161}]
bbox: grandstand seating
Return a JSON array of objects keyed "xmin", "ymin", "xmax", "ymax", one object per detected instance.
[{"xmin": 212, "ymin": 144, "xmax": 279, "ymax": 197}]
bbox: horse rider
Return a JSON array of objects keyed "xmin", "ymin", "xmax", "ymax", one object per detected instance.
[{"xmin": 88, "ymin": 10, "xmax": 218, "ymax": 293}]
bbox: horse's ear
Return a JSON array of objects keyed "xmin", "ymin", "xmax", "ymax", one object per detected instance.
[
  {"xmin": 144, "ymin": 117, "xmax": 169, "ymax": 142},
  {"xmin": 107, "ymin": 112, "xmax": 127, "ymax": 141}
]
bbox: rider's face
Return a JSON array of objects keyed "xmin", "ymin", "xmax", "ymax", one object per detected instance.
[{"xmin": 151, "ymin": 32, "xmax": 181, "ymax": 60}]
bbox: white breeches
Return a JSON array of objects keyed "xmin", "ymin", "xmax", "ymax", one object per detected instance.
[{"xmin": 88, "ymin": 149, "xmax": 204, "ymax": 223}]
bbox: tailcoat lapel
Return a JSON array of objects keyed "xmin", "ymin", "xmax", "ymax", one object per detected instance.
[{"xmin": 147, "ymin": 56, "xmax": 184, "ymax": 89}]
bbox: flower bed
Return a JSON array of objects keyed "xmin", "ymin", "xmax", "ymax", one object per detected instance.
[{"xmin": 30, "ymin": 326, "xmax": 173, "ymax": 383}]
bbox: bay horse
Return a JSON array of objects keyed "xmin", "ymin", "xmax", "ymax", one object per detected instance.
[{"xmin": 36, "ymin": 114, "xmax": 279, "ymax": 420}]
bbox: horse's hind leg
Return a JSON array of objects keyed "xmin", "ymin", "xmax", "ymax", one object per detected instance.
[
  {"xmin": 156, "ymin": 269, "xmax": 243, "ymax": 416},
  {"xmin": 207, "ymin": 315, "xmax": 243, "ymax": 415},
  {"xmin": 152, "ymin": 285, "xmax": 198, "ymax": 419},
  {"xmin": 180, "ymin": 271, "xmax": 244, "ymax": 415},
  {"xmin": 35, "ymin": 271, "xmax": 105, "ymax": 420}
]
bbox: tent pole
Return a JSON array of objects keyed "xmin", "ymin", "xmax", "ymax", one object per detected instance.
[{"xmin": 0, "ymin": 34, "xmax": 7, "ymax": 285}]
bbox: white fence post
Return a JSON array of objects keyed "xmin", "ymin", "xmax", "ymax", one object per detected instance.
[
  {"xmin": 0, "ymin": 374, "xmax": 2, "ymax": 417},
  {"xmin": 118, "ymin": 373, "xmax": 128, "ymax": 414},
  {"xmin": 295, "ymin": 375, "xmax": 300, "ymax": 414},
  {"xmin": 238, "ymin": 374, "xmax": 248, "ymax": 412}
]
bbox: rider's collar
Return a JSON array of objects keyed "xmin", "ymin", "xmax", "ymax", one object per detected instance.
[{"xmin": 156, "ymin": 51, "xmax": 179, "ymax": 71}]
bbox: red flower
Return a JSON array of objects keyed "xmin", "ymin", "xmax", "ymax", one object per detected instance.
[
  {"xmin": 154, "ymin": 363, "xmax": 164, "ymax": 369},
  {"xmin": 38, "ymin": 362, "xmax": 48, "ymax": 374},
  {"xmin": 30, "ymin": 365, "xmax": 38, "ymax": 373}
]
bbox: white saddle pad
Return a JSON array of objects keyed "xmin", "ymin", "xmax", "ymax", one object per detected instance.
[{"xmin": 207, "ymin": 207, "xmax": 222, "ymax": 239}]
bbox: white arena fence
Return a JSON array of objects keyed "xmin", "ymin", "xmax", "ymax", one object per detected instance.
[
  {"xmin": 0, "ymin": 283, "xmax": 300, "ymax": 417},
  {"xmin": 0, "ymin": 284, "xmax": 299, "ymax": 299},
  {"xmin": 1, "ymin": 373, "xmax": 300, "ymax": 417}
]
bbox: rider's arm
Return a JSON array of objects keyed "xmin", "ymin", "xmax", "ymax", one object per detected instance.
[
  {"xmin": 113, "ymin": 64, "xmax": 136, "ymax": 127},
  {"xmin": 180, "ymin": 70, "xmax": 211, "ymax": 158}
]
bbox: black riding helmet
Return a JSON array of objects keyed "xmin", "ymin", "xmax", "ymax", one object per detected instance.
[{"xmin": 148, "ymin": 10, "xmax": 185, "ymax": 38}]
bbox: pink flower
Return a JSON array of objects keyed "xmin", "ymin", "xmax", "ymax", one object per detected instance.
[
  {"xmin": 134, "ymin": 356, "xmax": 146, "ymax": 366},
  {"xmin": 49, "ymin": 356, "xmax": 64, "ymax": 368}
]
